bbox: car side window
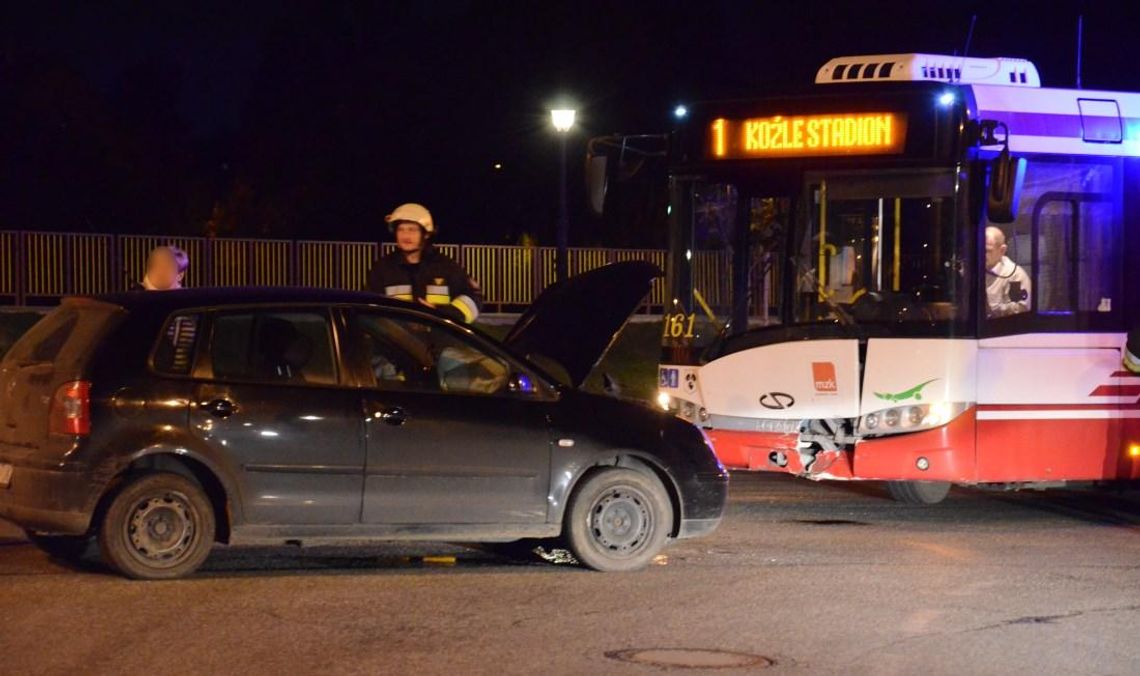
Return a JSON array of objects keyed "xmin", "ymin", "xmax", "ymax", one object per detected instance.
[
  {"xmin": 349, "ymin": 312, "xmax": 510, "ymax": 395},
  {"xmin": 209, "ymin": 311, "xmax": 337, "ymax": 386},
  {"xmin": 153, "ymin": 314, "xmax": 201, "ymax": 376}
]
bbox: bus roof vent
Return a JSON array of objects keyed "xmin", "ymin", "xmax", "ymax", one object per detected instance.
[{"xmin": 816, "ymin": 53, "xmax": 1041, "ymax": 87}]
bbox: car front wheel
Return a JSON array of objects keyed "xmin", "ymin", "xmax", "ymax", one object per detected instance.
[
  {"xmin": 98, "ymin": 472, "xmax": 216, "ymax": 580},
  {"xmin": 564, "ymin": 467, "xmax": 673, "ymax": 572}
]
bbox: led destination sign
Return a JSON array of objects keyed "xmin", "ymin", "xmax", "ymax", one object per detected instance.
[{"xmin": 708, "ymin": 112, "xmax": 907, "ymax": 159}]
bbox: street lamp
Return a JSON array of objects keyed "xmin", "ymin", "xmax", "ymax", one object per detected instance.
[
  {"xmin": 551, "ymin": 109, "xmax": 576, "ymax": 133},
  {"xmin": 551, "ymin": 108, "xmax": 576, "ymax": 282}
]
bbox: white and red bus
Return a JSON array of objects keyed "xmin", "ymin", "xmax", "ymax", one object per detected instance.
[{"xmin": 649, "ymin": 53, "xmax": 1139, "ymax": 503}]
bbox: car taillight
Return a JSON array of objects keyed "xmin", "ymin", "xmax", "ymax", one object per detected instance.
[{"xmin": 50, "ymin": 381, "xmax": 91, "ymax": 436}]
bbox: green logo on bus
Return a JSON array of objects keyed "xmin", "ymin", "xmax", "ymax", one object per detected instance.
[{"xmin": 874, "ymin": 379, "xmax": 939, "ymax": 403}]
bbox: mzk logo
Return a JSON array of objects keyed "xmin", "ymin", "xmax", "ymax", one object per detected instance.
[
  {"xmin": 874, "ymin": 379, "xmax": 939, "ymax": 403},
  {"xmin": 812, "ymin": 362, "xmax": 837, "ymax": 394}
]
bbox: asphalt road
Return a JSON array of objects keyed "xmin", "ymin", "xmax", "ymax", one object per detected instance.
[{"xmin": 2, "ymin": 473, "xmax": 1139, "ymax": 676}]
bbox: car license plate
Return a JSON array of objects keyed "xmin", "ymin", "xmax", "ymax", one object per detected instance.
[{"xmin": 0, "ymin": 463, "xmax": 12, "ymax": 489}]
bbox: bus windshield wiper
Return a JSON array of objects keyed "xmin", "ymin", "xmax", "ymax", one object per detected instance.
[{"xmin": 795, "ymin": 261, "xmax": 854, "ymax": 328}]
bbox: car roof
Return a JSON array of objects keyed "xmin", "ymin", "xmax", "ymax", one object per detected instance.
[{"xmin": 74, "ymin": 287, "xmax": 412, "ymax": 314}]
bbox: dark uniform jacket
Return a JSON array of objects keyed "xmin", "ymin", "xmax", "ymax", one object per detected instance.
[{"xmin": 366, "ymin": 246, "xmax": 482, "ymax": 323}]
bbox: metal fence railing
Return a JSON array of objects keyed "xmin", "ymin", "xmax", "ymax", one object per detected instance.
[
  {"xmin": 0, "ymin": 231, "xmax": 15, "ymax": 298},
  {"xmin": 0, "ymin": 230, "xmax": 734, "ymax": 312}
]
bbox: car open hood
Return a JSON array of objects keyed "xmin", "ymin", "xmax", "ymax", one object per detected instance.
[{"xmin": 504, "ymin": 260, "xmax": 662, "ymax": 388}]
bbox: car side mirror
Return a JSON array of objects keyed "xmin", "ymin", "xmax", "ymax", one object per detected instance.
[
  {"xmin": 508, "ymin": 372, "xmax": 537, "ymax": 395},
  {"xmin": 987, "ymin": 146, "xmax": 1026, "ymax": 224}
]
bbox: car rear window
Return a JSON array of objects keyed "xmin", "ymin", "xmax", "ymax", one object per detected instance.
[{"xmin": 1, "ymin": 301, "xmax": 122, "ymax": 372}]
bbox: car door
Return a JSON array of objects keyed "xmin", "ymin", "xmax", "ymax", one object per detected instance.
[
  {"xmin": 189, "ymin": 308, "xmax": 365, "ymax": 525},
  {"xmin": 343, "ymin": 309, "xmax": 554, "ymax": 525}
]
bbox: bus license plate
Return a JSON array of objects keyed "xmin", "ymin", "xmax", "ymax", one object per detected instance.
[{"xmin": 0, "ymin": 463, "xmax": 12, "ymax": 488}]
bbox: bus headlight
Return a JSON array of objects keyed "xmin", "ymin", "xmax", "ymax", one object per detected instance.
[
  {"xmin": 858, "ymin": 402, "xmax": 970, "ymax": 437},
  {"xmin": 656, "ymin": 391, "xmax": 704, "ymax": 422},
  {"xmin": 922, "ymin": 401, "xmax": 959, "ymax": 427}
]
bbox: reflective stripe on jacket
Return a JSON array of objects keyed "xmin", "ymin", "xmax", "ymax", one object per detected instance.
[{"xmin": 366, "ymin": 247, "xmax": 483, "ymax": 324}]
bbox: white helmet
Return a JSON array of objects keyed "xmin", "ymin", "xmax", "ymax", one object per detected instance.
[{"xmin": 385, "ymin": 203, "xmax": 435, "ymax": 235}]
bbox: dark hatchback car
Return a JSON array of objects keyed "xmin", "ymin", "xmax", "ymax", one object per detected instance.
[{"xmin": 0, "ymin": 262, "xmax": 726, "ymax": 579}]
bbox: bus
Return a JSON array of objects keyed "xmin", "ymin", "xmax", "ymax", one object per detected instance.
[{"xmin": 609, "ymin": 53, "xmax": 1140, "ymax": 503}]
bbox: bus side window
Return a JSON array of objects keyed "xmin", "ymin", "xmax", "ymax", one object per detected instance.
[{"xmin": 985, "ymin": 157, "xmax": 1123, "ymax": 326}]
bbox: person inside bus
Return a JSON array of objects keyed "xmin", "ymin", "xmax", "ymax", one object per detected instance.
[{"xmin": 984, "ymin": 226, "xmax": 1030, "ymax": 317}]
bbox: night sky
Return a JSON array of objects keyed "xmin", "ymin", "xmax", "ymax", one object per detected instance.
[{"xmin": 2, "ymin": 1, "xmax": 1135, "ymax": 247}]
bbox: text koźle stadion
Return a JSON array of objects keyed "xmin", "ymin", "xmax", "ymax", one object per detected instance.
[{"xmin": 709, "ymin": 112, "xmax": 907, "ymax": 158}]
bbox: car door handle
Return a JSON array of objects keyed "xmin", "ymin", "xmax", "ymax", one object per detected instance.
[
  {"xmin": 202, "ymin": 398, "xmax": 236, "ymax": 419},
  {"xmin": 372, "ymin": 406, "xmax": 408, "ymax": 426}
]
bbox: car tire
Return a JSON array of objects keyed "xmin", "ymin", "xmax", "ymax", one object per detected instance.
[
  {"xmin": 564, "ymin": 467, "xmax": 673, "ymax": 572},
  {"xmin": 97, "ymin": 472, "xmax": 216, "ymax": 580},
  {"xmin": 25, "ymin": 530, "xmax": 96, "ymax": 563},
  {"xmin": 887, "ymin": 480, "xmax": 951, "ymax": 505}
]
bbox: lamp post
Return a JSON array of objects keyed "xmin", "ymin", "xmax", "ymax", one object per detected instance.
[{"xmin": 551, "ymin": 108, "xmax": 575, "ymax": 282}]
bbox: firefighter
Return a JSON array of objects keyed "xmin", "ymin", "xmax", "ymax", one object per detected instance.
[{"xmin": 366, "ymin": 203, "xmax": 482, "ymax": 324}]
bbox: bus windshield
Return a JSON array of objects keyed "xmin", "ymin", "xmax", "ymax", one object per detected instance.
[
  {"xmin": 663, "ymin": 166, "xmax": 974, "ymax": 364},
  {"xmin": 796, "ymin": 168, "xmax": 971, "ymax": 325}
]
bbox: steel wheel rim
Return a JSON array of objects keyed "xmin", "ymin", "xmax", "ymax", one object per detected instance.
[
  {"xmin": 589, "ymin": 485, "xmax": 652, "ymax": 556},
  {"xmin": 124, "ymin": 491, "xmax": 197, "ymax": 568}
]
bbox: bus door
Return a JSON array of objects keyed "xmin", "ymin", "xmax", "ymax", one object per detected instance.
[
  {"xmin": 658, "ymin": 180, "xmax": 795, "ymax": 426},
  {"xmin": 664, "ymin": 181, "xmax": 794, "ymax": 355},
  {"xmin": 975, "ymin": 157, "xmax": 1133, "ymax": 482}
]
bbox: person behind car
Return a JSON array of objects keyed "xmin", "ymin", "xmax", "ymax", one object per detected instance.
[
  {"xmin": 365, "ymin": 203, "xmax": 482, "ymax": 324},
  {"xmin": 135, "ymin": 246, "xmax": 189, "ymax": 291},
  {"xmin": 984, "ymin": 226, "xmax": 1030, "ymax": 317}
]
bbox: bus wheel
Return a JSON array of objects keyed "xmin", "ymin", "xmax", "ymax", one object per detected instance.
[{"xmin": 887, "ymin": 480, "xmax": 951, "ymax": 505}]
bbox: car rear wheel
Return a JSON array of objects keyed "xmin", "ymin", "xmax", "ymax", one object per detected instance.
[
  {"xmin": 98, "ymin": 472, "xmax": 215, "ymax": 580},
  {"xmin": 564, "ymin": 468, "xmax": 672, "ymax": 572},
  {"xmin": 887, "ymin": 480, "xmax": 951, "ymax": 505},
  {"xmin": 25, "ymin": 530, "xmax": 96, "ymax": 563}
]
